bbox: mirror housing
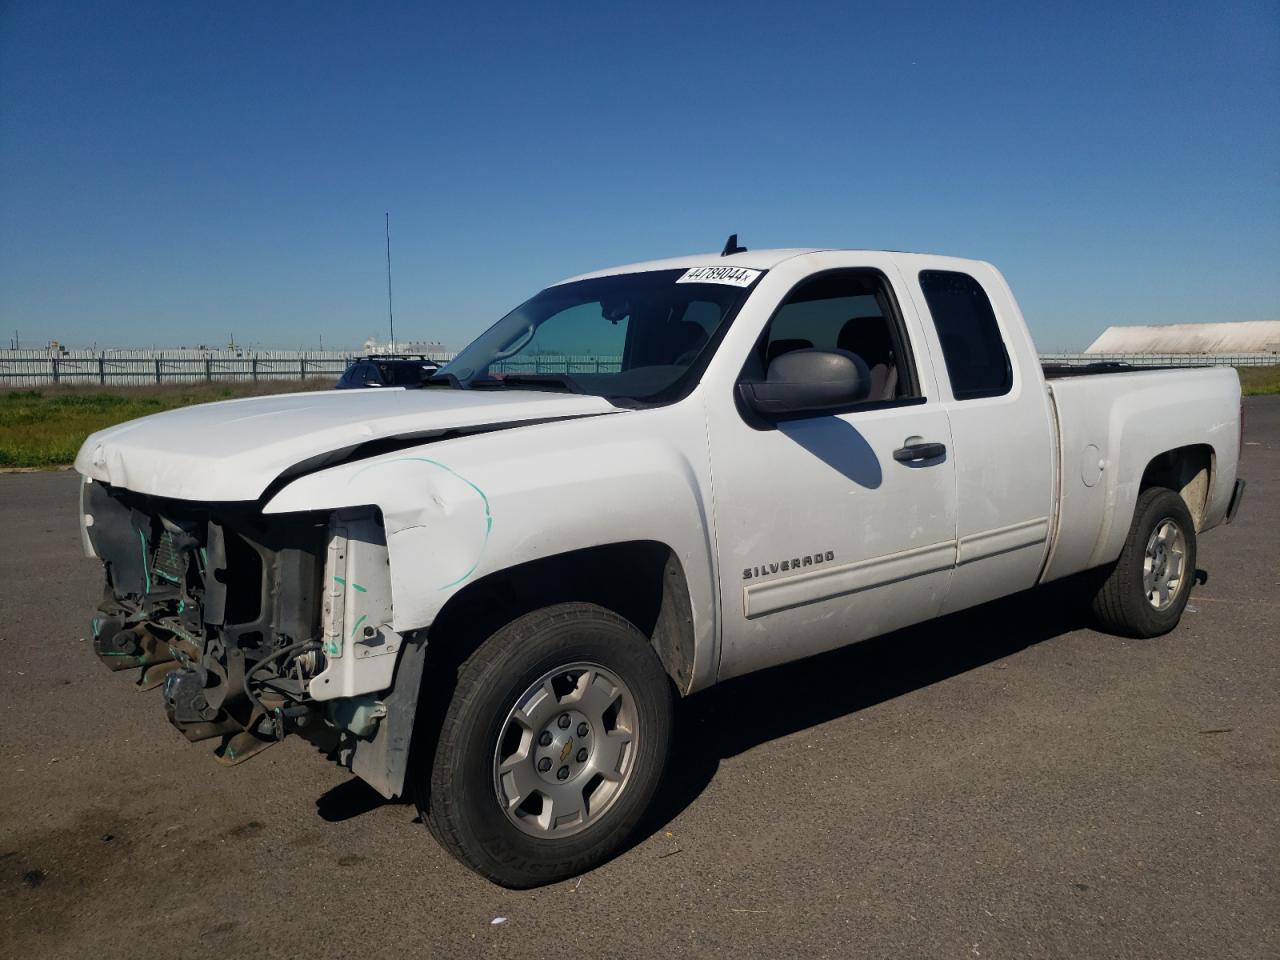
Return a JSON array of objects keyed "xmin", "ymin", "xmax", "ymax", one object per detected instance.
[{"xmin": 739, "ymin": 349, "xmax": 871, "ymax": 418}]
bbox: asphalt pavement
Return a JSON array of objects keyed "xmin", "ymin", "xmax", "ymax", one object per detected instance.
[{"xmin": 1, "ymin": 398, "xmax": 1277, "ymax": 960}]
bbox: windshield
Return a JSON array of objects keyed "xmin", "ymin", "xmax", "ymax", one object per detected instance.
[{"xmin": 438, "ymin": 267, "xmax": 762, "ymax": 403}]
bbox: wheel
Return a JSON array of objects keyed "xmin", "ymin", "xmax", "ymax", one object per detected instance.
[
  {"xmin": 416, "ymin": 602, "xmax": 674, "ymax": 888},
  {"xmin": 1091, "ymin": 486, "xmax": 1197, "ymax": 638}
]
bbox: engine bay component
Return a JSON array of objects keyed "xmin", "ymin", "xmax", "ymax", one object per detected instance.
[
  {"xmin": 83, "ymin": 479, "xmax": 330, "ymax": 761},
  {"xmin": 81, "ymin": 480, "xmax": 417, "ymax": 785}
]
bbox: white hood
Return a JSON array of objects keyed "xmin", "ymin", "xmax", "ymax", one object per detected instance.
[{"xmin": 74, "ymin": 387, "xmax": 620, "ymax": 502}]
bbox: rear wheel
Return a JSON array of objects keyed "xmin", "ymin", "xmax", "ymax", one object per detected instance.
[
  {"xmin": 416, "ymin": 603, "xmax": 673, "ymax": 888},
  {"xmin": 1091, "ymin": 487, "xmax": 1197, "ymax": 637}
]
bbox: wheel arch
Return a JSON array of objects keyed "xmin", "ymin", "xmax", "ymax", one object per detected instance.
[
  {"xmin": 428, "ymin": 540, "xmax": 699, "ymax": 696},
  {"xmin": 1139, "ymin": 443, "xmax": 1215, "ymax": 531}
]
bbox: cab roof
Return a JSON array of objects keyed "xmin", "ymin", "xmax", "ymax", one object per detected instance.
[
  {"xmin": 554, "ymin": 248, "xmax": 822, "ymax": 285},
  {"xmin": 554, "ymin": 247, "xmax": 975, "ymax": 285}
]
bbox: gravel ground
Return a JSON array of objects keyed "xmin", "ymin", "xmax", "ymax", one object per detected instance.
[{"xmin": 1, "ymin": 398, "xmax": 1276, "ymax": 960}]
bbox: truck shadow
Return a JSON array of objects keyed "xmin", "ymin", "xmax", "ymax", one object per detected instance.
[
  {"xmin": 316, "ymin": 577, "xmax": 1099, "ymax": 838},
  {"xmin": 315, "ymin": 777, "xmax": 397, "ymax": 822},
  {"xmin": 632, "ymin": 577, "xmax": 1095, "ymax": 848}
]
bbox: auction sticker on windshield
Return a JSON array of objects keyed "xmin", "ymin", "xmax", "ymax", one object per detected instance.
[{"xmin": 676, "ymin": 266, "xmax": 762, "ymax": 287}]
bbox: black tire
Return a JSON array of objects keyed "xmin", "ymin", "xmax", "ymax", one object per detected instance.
[
  {"xmin": 416, "ymin": 602, "xmax": 674, "ymax": 888},
  {"xmin": 1091, "ymin": 487, "xmax": 1197, "ymax": 638}
]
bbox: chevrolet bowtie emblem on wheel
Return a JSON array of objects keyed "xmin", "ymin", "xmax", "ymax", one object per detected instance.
[{"xmin": 559, "ymin": 739, "xmax": 573, "ymax": 763}]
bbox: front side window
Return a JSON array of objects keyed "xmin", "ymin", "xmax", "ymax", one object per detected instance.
[
  {"xmin": 440, "ymin": 268, "xmax": 761, "ymax": 404},
  {"xmin": 918, "ymin": 271, "xmax": 1012, "ymax": 400},
  {"xmin": 747, "ymin": 270, "xmax": 917, "ymax": 404}
]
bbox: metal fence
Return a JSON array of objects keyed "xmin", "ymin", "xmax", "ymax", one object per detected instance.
[
  {"xmin": 0, "ymin": 349, "xmax": 611, "ymax": 386},
  {"xmin": 483, "ymin": 352, "xmax": 1280, "ymax": 374},
  {"xmin": 4, "ymin": 347, "xmax": 1277, "ymax": 388},
  {"xmin": 491, "ymin": 355, "xmax": 623, "ymax": 375},
  {"xmin": 1040, "ymin": 352, "xmax": 1280, "ymax": 368},
  {"xmin": 0, "ymin": 350, "xmax": 431, "ymax": 387}
]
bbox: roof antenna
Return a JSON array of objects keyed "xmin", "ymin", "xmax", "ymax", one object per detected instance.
[{"xmin": 721, "ymin": 233, "xmax": 746, "ymax": 257}]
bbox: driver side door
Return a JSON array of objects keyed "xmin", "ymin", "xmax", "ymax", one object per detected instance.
[{"xmin": 706, "ymin": 265, "xmax": 958, "ymax": 680}]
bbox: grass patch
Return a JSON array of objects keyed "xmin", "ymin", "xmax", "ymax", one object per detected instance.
[
  {"xmin": 1237, "ymin": 366, "xmax": 1280, "ymax": 396},
  {"xmin": 1, "ymin": 382, "xmax": 331, "ymax": 469}
]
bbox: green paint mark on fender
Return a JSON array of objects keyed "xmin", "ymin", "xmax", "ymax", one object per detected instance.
[
  {"xmin": 350, "ymin": 455, "xmax": 494, "ymax": 591},
  {"xmin": 350, "ymin": 614, "xmax": 368, "ymax": 640},
  {"xmin": 352, "ymin": 456, "xmax": 493, "ymax": 591},
  {"xmin": 333, "ymin": 576, "xmax": 368, "ymax": 593},
  {"xmin": 333, "ymin": 575, "xmax": 346, "ymax": 587}
]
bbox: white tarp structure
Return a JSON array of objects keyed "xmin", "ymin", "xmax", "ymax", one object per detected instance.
[{"xmin": 1086, "ymin": 320, "xmax": 1280, "ymax": 355}]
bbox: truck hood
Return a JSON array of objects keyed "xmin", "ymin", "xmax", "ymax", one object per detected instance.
[{"xmin": 74, "ymin": 387, "xmax": 621, "ymax": 502}]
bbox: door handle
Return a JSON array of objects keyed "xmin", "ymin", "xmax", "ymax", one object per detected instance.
[{"xmin": 893, "ymin": 440, "xmax": 946, "ymax": 463}]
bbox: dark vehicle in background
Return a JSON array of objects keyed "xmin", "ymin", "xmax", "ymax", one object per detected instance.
[{"xmin": 335, "ymin": 355, "xmax": 440, "ymax": 389}]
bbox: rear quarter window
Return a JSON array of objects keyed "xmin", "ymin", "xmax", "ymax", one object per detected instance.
[{"xmin": 918, "ymin": 270, "xmax": 1012, "ymax": 400}]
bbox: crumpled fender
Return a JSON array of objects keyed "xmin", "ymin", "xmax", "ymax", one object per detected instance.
[{"xmin": 263, "ymin": 403, "xmax": 721, "ymax": 690}]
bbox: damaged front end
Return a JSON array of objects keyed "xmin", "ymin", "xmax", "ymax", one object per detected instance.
[{"xmin": 81, "ymin": 479, "xmax": 424, "ymax": 794}]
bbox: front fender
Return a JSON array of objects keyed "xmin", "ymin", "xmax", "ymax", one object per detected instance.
[{"xmin": 263, "ymin": 405, "xmax": 721, "ymax": 691}]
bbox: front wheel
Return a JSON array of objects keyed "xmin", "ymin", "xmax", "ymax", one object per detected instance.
[
  {"xmin": 1090, "ymin": 486, "xmax": 1197, "ymax": 637},
  {"xmin": 416, "ymin": 603, "xmax": 674, "ymax": 888}
]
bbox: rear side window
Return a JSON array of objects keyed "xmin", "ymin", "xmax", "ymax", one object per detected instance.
[{"xmin": 918, "ymin": 271, "xmax": 1012, "ymax": 400}]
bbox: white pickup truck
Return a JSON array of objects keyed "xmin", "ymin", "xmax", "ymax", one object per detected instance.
[{"xmin": 75, "ymin": 245, "xmax": 1246, "ymax": 887}]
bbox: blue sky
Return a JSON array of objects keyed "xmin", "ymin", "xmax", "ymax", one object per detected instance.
[{"xmin": 1, "ymin": 0, "xmax": 1277, "ymax": 352}]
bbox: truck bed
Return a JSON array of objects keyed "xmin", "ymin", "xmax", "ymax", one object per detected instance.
[{"xmin": 1040, "ymin": 364, "xmax": 1241, "ymax": 584}]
